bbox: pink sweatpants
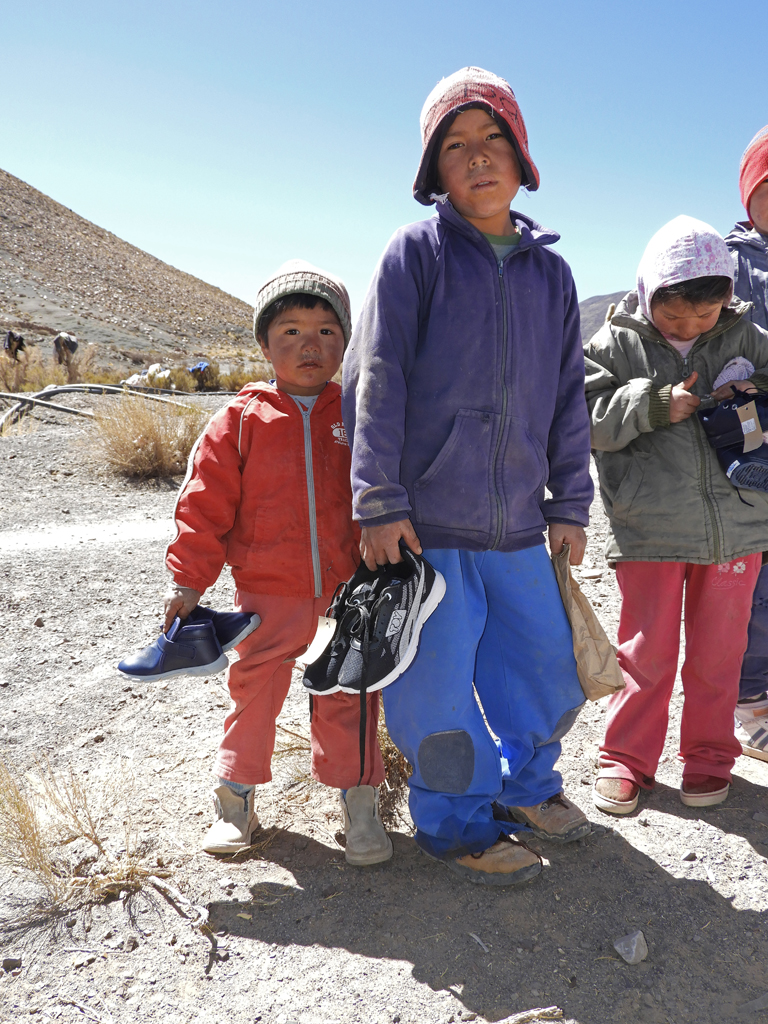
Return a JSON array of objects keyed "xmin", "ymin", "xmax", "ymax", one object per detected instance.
[
  {"xmin": 599, "ymin": 555, "xmax": 761, "ymax": 786},
  {"xmin": 214, "ymin": 590, "xmax": 385, "ymax": 789}
]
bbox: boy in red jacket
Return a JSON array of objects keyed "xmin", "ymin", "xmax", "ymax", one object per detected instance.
[{"xmin": 164, "ymin": 260, "xmax": 390, "ymax": 864}]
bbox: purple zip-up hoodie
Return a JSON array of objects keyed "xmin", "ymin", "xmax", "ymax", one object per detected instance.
[{"xmin": 342, "ymin": 198, "xmax": 593, "ymax": 552}]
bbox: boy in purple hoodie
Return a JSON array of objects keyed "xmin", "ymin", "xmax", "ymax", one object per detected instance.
[{"xmin": 342, "ymin": 68, "xmax": 593, "ymax": 885}]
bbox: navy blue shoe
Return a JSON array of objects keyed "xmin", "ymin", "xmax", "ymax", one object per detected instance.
[
  {"xmin": 118, "ymin": 617, "xmax": 228, "ymax": 681},
  {"xmin": 185, "ymin": 606, "xmax": 261, "ymax": 651}
]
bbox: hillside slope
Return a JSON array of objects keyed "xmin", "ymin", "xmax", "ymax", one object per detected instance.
[
  {"xmin": 578, "ymin": 289, "xmax": 629, "ymax": 345},
  {"xmin": 0, "ymin": 168, "xmax": 254, "ymax": 366}
]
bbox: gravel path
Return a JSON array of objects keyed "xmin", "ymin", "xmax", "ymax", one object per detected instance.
[{"xmin": 0, "ymin": 395, "xmax": 767, "ymax": 1024}]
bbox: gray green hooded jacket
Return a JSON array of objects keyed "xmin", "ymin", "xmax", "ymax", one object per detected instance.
[{"xmin": 585, "ymin": 292, "xmax": 768, "ymax": 564}]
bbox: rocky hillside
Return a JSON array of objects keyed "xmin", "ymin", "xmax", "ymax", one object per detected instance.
[
  {"xmin": 0, "ymin": 168, "xmax": 255, "ymax": 369},
  {"xmin": 579, "ymin": 290, "xmax": 629, "ymax": 345}
]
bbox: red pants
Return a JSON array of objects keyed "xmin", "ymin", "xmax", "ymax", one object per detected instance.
[
  {"xmin": 599, "ymin": 556, "xmax": 761, "ymax": 786},
  {"xmin": 214, "ymin": 591, "xmax": 384, "ymax": 789}
]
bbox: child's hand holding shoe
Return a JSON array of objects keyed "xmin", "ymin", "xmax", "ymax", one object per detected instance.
[{"xmin": 163, "ymin": 585, "xmax": 202, "ymax": 631}]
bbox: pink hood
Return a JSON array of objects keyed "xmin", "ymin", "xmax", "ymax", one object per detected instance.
[{"xmin": 636, "ymin": 215, "xmax": 734, "ymax": 325}]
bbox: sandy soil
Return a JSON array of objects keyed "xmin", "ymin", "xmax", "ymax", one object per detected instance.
[{"xmin": 0, "ymin": 394, "xmax": 767, "ymax": 1024}]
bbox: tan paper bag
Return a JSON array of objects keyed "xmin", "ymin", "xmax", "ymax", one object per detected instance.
[{"xmin": 551, "ymin": 545, "xmax": 625, "ymax": 701}]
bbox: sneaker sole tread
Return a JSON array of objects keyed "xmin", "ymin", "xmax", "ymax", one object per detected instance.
[{"xmin": 119, "ymin": 652, "xmax": 229, "ymax": 682}]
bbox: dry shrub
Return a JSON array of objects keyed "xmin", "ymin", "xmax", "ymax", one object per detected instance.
[
  {"xmin": 0, "ymin": 349, "xmax": 66, "ymax": 392},
  {"xmin": 377, "ymin": 711, "xmax": 412, "ymax": 830},
  {"xmin": 0, "ymin": 758, "xmax": 165, "ymax": 909},
  {"xmin": 273, "ymin": 715, "xmax": 412, "ymax": 832},
  {"xmin": 0, "ymin": 347, "xmax": 123, "ymax": 391},
  {"xmin": 219, "ymin": 365, "xmax": 261, "ymax": 392},
  {"xmin": 193, "ymin": 361, "xmax": 221, "ymax": 391},
  {"xmin": 93, "ymin": 396, "xmax": 209, "ymax": 478},
  {"xmin": 167, "ymin": 367, "xmax": 195, "ymax": 392}
]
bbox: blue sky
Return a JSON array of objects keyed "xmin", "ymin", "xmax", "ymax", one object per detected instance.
[{"xmin": 1, "ymin": 0, "xmax": 767, "ymax": 316}]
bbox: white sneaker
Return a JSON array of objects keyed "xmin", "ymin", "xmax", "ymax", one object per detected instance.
[
  {"xmin": 735, "ymin": 693, "xmax": 768, "ymax": 762},
  {"xmin": 340, "ymin": 786, "xmax": 393, "ymax": 866},
  {"xmin": 201, "ymin": 785, "xmax": 259, "ymax": 855}
]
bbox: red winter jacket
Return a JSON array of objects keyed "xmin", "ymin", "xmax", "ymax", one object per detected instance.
[{"xmin": 166, "ymin": 381, "xmax": 359, "ymax": 598}]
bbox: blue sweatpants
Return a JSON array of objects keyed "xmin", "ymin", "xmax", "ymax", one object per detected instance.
[
  {"xmin": 740, "ymin": 563, "xmax": 768, "ymax": 700},
  {"xmin": 382, "ymin": 545, "xmax": 585, "ymax": 859}
]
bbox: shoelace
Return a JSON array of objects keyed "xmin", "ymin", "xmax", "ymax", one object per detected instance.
[{"xmin": 470, "ymin": 832, "xmax": 543, "ymax": 866}]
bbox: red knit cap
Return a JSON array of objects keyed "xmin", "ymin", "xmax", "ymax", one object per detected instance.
[
  {"xmin": 739, "ymin": 125, "xmax": 768, "ymax": 218},
  {"xmin": 413, "ymin": 67, "xmax": 539, "ymax": 206}
]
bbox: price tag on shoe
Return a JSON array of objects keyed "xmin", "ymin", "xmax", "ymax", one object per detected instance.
[
  {"xmin": 737, "ymin": 400, "xmax": 764, "ymax": 453},
  {"xmin": 296, "ymin": 616, "xmax": 336, "ymax": 667}
]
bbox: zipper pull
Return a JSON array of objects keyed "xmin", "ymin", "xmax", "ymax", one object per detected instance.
[
  {"xmin": 682, "ymin": 356, "xmax": 690, "ymax": 377},
  {"xmin": 498, "ymin": 261, "xmax": 504, "ymax": 277}
]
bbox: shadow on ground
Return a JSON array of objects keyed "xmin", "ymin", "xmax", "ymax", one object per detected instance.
[{"xmin": 205, "ymin": 774, "xmax": 768, "ymax": 1024}]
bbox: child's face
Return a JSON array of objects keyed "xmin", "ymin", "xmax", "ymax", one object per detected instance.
[
  {"xmin": 261, "ymin": 304, "xmax": 344, "ymax": 395},
  {"xmin": 749, "ymin": 179, "xmax": 768, "ymax": 235},
  {"xmin": 436, "ymin": 108, "xmax": 521, "ymax": 234},
  {"xmin": 651, "ymin": 296, "xmax": 724, "ymax": 341}
]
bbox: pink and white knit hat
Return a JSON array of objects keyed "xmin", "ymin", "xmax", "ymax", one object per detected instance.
[
  {"xmin": 636, "ymin": 216, "xmax": 734, "ymax": 324},
  {"xmin": 413, "ymin": 67, "xmax": 539, "ymax": 206},
  {"xmin": 739, "ymin": 125, "xmax": 768, "ymax": 218},
  {"xmin": 252, "ymin": 259, "xmax": 352, "ymax": 347}
]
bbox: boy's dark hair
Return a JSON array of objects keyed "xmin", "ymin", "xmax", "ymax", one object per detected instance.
[
  {"xmin": 256, "ymin": 294, "xmax": 338, "ymax": 345},
  {"xmin": 652, "ymin": 276, "xmax": 732, "ymax": 308}
]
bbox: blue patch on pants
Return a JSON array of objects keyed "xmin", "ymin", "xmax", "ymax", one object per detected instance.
[{"xmin": 418, "ymin": 730, "xmax": 475, "ymax": 794}]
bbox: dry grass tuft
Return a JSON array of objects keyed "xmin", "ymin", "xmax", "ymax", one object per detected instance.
[
  {"xmin": 273, "ymin": 715, "xmax": 412, "ymax": 832},
  {"xmin": 377, "ymin": 711, "xmax": 413, "ymax": 831},
  {"xmin": 0, "ymin": 347, "xmax": 124, "ymax": 391},
  {"xmin": 219, "ymin": 365, "xmax": 260, "ymax": 393},
  {"xmin": 0, "ymin": 758, "xmax": 168, "ymax": 910},
  {"xmin": 93, "ymin": 396, "xmax": 210, "ymax": 478}
]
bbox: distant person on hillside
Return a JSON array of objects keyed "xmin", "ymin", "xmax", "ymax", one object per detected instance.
[
  {"xmin": 343, "ymin": 67, "xmax": 593, "ymax": 887},
  {"xmin": 162, "ymin": 260, "xmax": 391, "ymax": 864},
  {"xmin": 586, "ymin": 216, "xmax": 768, "ymax": 815},
  {"xmin": 725, "ymin": 125, "xmax": 768, "ymax": 762}
]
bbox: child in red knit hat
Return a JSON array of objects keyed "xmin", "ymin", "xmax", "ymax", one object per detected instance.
[{"xmin": 724, "ymin": 126, "xmax": 768, "ymax": 763}]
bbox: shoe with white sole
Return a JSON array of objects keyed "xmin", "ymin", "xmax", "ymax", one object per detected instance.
[
  {"xmin": 118, "ymin": 616, "xmax": 228, "ymax": 682},
  {"xmin": 735, "ymin": 692, "xmax": 768, "ymax": 762},
  {"xmin": 593, "ymin": 777, "xmax": 640, "ymax": 815},
  {"xmin": 201, "ymin": 785, "xmax": 259, "ymax": 854},
  {"xmin": 680, "ymin": 774, "xmax": 730, "ymax": 808},
  {"xmin": 340, "ymin": 786, "xmax": 393, "ymax": 866}
]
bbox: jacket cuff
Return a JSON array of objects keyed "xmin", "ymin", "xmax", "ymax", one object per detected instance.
[
  {"xmin": 168, "ymin": 573, "xmax": 208, "ymax": 594},
  {"xmin": 356, "ymin": 510, "xmax": 413, "ymax": 529},
  {"xmin": 546, "ymin": 516, "xmax": 588, "ymax": 527},
  {"xmin": 649, "ymin": 385, "xmax": 672, "ymax": 429},
  {"xmin": 749, "ymin": 373, "xmax": 768, "ymax": 393}
]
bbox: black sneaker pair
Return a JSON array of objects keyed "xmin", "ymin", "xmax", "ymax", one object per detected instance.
[{"xmin": 302, "ymin": 546, "xmax": 446, "ymax": 697}]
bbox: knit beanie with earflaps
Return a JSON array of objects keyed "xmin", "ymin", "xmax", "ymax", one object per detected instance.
[
  {"xmin": 252, "ymin": 259, "xmax": 352, "ymax": 348},
  {"xmin": 739, "ymin": 125, "xmax": 768, "ymax": 220},
  {"xmin": 413, "ymin": 66, "xmax": 539, "ymax": 206}
]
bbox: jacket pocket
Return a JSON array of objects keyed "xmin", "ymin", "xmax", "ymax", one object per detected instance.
[
  {"xmin": 500, "ymin": 416, "xmax": 549, "ymax": 534},
  {"xmin": 413, "ymin": 409, "xmax": 494, "ymax": 533},
  {"xmin": 611, "ymin": 452, "xmax": 651, "ymax": 527}
]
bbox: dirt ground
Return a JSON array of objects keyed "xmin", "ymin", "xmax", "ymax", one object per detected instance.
[{"xmin": 1, "ymin": 393, "xmax": 767, "ymax": 1024}]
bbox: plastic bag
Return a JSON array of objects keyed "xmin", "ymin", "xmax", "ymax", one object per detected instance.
[{"xmin": 551, "ymin": 545, "xmax": 625, "ymax": 701}]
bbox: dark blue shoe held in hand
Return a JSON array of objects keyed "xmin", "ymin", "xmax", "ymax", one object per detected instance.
[{"xmin": 118, "ymin": 616, "xmax": 229, "ymax": 682}]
